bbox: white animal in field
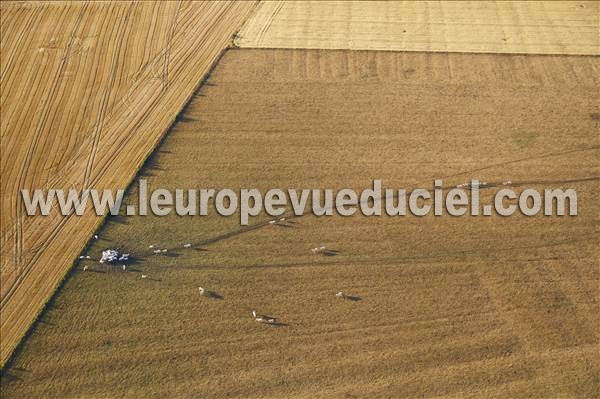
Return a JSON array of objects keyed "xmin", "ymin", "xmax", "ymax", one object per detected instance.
[
  {"xmin": 122, "ymin": 265, "xmax": 126, "ymax": 271},
  {"xmin": 100, "ymin": 249, "xmax": 119, "ymax": 263},
  {"xmin": 503, "ymin": 180, "xmax": 512, "ymax": 185},
  {"xmin": 311, "ymin": 246, "xmax": 328, "ymax": 255},
  {"xmin": 149, "ymin": 244, "xmax": 155, "ymax": 249},
  {"xmin": 153, "ymin": 249, "xmax": 162, "ymax": 254},
  {"xmin": 83, "ymin": 265, "xmax": 88, "ymax": 271},
  {"xmin": 161, "ymin": 249, "xmax": 167, "ymax": 253},
  {"xmin": 279, "ymin": 217, "xmax": 286, "ymax": 221},
  {"xmin": 183, "ymin": 243, "xmax": 192, "ymax": 248},
  {"xmin": 141, "ymin": 274, "xmax": 148, "ymax": 279},
  {"xmin": 268, "ymin": 220, "xmax": 277, "ymax": 225},
  {"xmin": 198, "ymin": 287, "xmax": 205, "ymax": 295},
  {"xmin": 252, "ymin": 310, "xmax": 277, "ymax": 324},
  {"xmin": 85, "ymin": 256, "xmax": 91, "ymax": 259},
  {"xmin": 335, "ymin": 291, "xmax": 346, "ymax": 299},
  {"xmin": 79, "ymin": 255, "xmax": 85, "ymax": 259},
  {"xmin": 94, "ymin": 235, "xmax": 99, "ymax": 240}
]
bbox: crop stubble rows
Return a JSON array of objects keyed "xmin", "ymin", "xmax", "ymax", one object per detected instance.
[
  {"xmin": 0, "ymin": 0, "xmax": 257, "ymax": 367},
  {"xmin": 2, "ymin": 49, "xmax": 598, "ymax": 397},
  {"xmin": 236, "ymin": 1, "xmax": 600, "ymax": 55}
]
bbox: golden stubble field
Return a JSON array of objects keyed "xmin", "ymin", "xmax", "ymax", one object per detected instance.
[
  {"xmin": 0, "ymin": 0, "xmax": 257, "ymax": 367},
  {"xmin": 2, "ymin": 49, "xmax": 598, "ymax": 397},
  {"xmin": 236, "ymin": 1, "xmax": 600, "ymax": 55}
]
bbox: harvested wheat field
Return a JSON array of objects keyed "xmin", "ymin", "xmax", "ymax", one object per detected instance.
[
  {"xmin": 2, "ymin": 49, "xmax": 598, "ymax": 397},
  {"xmin": 236, "ymin": 1, "xmax": 600, "ymax": 55},
  {"xmin": 0, "ymin": 1, "xmax": 257, "ymax": 366}
]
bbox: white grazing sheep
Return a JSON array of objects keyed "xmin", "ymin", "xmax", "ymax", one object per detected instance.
[
  {"xmin": 198, "ymin": 287, "xmax": 205, "ymax": 295},
  {"xmin": 122, "ymin": 265, "xmax": 126, "ymax": 271},
  {"xmin": 100, "ymin": 249, "xmax": 119, "ymax": 263},
  {"xmin": 141, "ymin": 274, "xmax": 148, "ymax": 279},
  {"xmin": 335, "ymin": 291, "xmax": 346, "ymax": 299},
  {"xmin": 312, "ymin": 246, "xmax": 328, "ymax": 255},
  {"xmin": 252, "ymin": 310, "xmax": 277, "ymax": 324},
  {"xmin": 83, "ymin": 265, "xmax": 88, "ymax": 271},
  {"xmin": 183, "ymin": 243, "xmax": 192, "ymax": 248},
  {"xmin": 149, "ymin": 244, "xmax": 155, "ymax": 249}
]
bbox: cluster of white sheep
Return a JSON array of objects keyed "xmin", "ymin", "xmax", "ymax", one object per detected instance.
[
  {"xmin": 81, "ymin": 237, "xmax": 198, "ymax": 277},
  {"xmin": 84, "ymin": 217, "xmax": 361, "ymax": 326},
  {"xmin": 99, "ymin": 249, "xmax": 129, "ymax": 264},
  {"xmin": 310, "ymin": 246, "xmax": 328, "ymax": 255}
]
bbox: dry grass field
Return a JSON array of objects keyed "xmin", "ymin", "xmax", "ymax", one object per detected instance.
[
  {"xmin": 0, "ymin": 1, "xmax": 257, "ymax": 366},
  {"xmin": 2, "ymin": 49, "xmax": 598, "ymax": 397},
  {"xmin": 236, "ymin": 1, "xmax": 600, "ymax": 55}
]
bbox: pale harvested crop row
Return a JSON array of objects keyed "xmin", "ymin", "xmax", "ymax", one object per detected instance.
[
  {"xmin": 0, "ymin": 0, "xmax": 257, "ymax": 367},
  {"xmin": 236, "ymin": 1, "xmax": 600, "ymax": 55}
]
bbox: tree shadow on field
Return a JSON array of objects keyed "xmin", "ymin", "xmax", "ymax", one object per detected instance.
[
  {"xmin": 1, "ymin": 372, "xmax": 22, "ymax": 383},
  {"xmin": 264, "ymin": 322, "xmax": 289, "ymax": 327},
  {"xmin": 119, "ymin": 266, "xmax": 142, "ymax": 273},
  {"xmin": 203, "ymin": 290, "xmax": 224, "ymax": 300},
  {"xmin": 144, "ymin": 158, "xmax": 164, "ymax": 171},
  {"xmin": 142, "ymin": 252, "xmax": 181, "ymax": 260},
  {"xmin": 274, "ymin": 223, "xmax": 295, "ymax": 229},
  {"xmin": 109, "ymin": 215, "xmax": 129, "ymax": 225},
  {"xmin": 139, "ymin": 170, "xmax": 157, "ymax": 177},
  {"xmin": 322, "ymin": 249, "xmax": 339, "ymax": 257},
  {"xmin": 37, "ymin": 319, "xmax": 55, "ymax": 326},
  {"xmin": 176, "ymin": 114, "xmax": 197, "ymax": 123},
  {"xmin": 2, "ymin": 366, "xmax": 30, "ymax": 382},
  {"xmin": 344, "ymin": 295, "xmax": 362, "ymax": 302},
  {"xmin": 138, "ymin": 157, "xmax": 164, "ymax": 177},
  {"xmin": 11, "ymin": 367, "xmax": 30, "ymax": 373},
  {"xmin": 84, "ymin": 268, "xmax": 106, "ymax": 274}
]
